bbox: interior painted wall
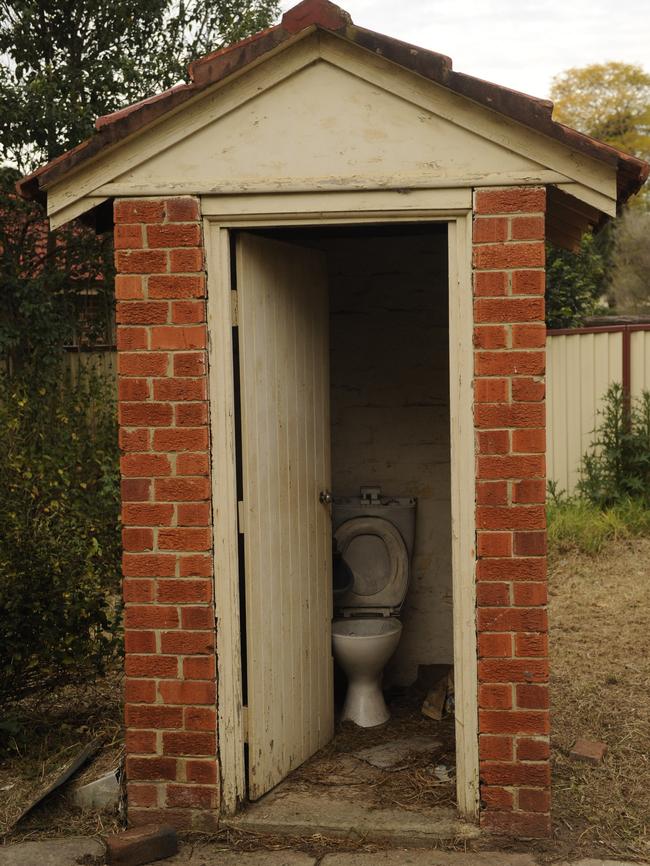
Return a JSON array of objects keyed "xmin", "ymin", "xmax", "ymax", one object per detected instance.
[{"xmin": 326, "ymin": 229, "xmax": 453, "ymax": 685}]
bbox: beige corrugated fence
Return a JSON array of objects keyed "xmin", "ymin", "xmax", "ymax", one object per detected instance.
[{"xmin": 546, "ymin": 325, "xmax": 650, "ymax": 494}]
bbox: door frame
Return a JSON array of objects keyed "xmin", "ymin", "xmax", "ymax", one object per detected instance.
[{"xmin": 204, "ymin": 189, "xmax": 479, "ymax": 820}]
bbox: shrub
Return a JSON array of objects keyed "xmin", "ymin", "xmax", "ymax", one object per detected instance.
[
  {"xmin": 0, "ymin": 360, "xmax": 121, "ymax": 703},
  {"xmin": 547, "ymin": 495, "xmax": 650, "ymax": 555},
  {"xmin": 578, "ymin": 383, "xmax": 650, "ymax": 506}
]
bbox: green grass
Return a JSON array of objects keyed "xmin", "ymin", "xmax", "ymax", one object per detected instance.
[{"xmin": 547, "ymin": 497, "xmax": 650, "ymax": 555}]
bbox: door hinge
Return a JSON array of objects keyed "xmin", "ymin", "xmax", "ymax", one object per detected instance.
[
  {"xmin": 237, "ymin": 500, "xmax": 245, "ymax": 533},
  {"xmin": 231, "ymin": 290, "xmax": 238, "ymax": 326},
  {"xmin": 242, "ymin": 706, "xmax": 249, "ymax": 743}
]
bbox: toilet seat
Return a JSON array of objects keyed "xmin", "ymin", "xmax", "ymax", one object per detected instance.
[{"xmin": 334, "ymin": 516, "xmax": 409, "ymax": 613}]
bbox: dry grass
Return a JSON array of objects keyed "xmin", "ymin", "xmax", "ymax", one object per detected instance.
[
  {"xmin": 0, "ymin": 667, "xmax": 124, "ymax": 843},
  {"xmin": 549, "ymin": 537, "xmax": 650, "ymax": 862}
]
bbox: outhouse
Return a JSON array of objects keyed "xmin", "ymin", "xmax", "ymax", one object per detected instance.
[{"xmin": 19, "ymin": 0, "xmax": 648, "ymax": 840}]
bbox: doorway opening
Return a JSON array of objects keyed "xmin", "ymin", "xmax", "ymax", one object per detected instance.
[{"xmin": 219, "ymin": 219, "xmax": 475, "ymax": 840}]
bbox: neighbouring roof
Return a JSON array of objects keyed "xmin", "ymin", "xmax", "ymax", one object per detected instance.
[{"xmin": 17, "ymin": 0, "xmax": 649, "ymax": 214}]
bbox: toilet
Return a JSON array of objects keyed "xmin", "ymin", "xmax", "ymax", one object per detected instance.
[{"xmin": 331, "ymin": 486, "xmax": 416, "ymax": 727}]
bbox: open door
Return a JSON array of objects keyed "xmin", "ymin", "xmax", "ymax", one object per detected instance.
[{"xmin": 235, "ymin": 233, "xmax": 334, "ymax": 800}]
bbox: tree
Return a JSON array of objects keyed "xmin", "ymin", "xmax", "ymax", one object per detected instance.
[
  {"xmin": 550, "ymin": 62, "xmax": 650, "ymax": 162},
  {"xmin": 545, "ymin": 232, "xmax": 606, "ymax": 328},
  {"xmin": 608, "ymin": 209, "xmax": 650, "ymax": 314},
  {"xmin": 0, "ymin": 0, "xmax": 281, "ymax": 173}
]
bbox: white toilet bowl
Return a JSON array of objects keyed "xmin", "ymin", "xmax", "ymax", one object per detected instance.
[{"xmin": 332, "ymin": 617, "xmax": 402, "ymax": 727}]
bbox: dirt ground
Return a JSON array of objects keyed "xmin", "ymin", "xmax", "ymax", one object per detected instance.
[{"xmin": 1, "ymin": 538, "xmax": 649, "ymax": 862}]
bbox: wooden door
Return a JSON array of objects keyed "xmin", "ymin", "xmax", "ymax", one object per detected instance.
[{"xmin": 235, "ymin": 232, "xmax": 333, "ymax": 800}]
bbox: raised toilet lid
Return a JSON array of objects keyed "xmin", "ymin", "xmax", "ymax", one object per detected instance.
[{"xmin": 334, "ymin": 516, "xmax": 409, "ymax": 612}]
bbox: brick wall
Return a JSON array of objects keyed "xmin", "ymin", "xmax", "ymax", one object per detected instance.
[
  {"xmin": 472, "ymin": 187, "xmax": 550, "ymax": 838},
  {"xmin": 115, "ymin": 196, "xmax": 219, "ymax": 830}
]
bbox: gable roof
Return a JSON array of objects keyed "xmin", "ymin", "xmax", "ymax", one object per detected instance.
[{"xmin": 17, "ymin": 0, "xmax": 648, "ymax": 214}]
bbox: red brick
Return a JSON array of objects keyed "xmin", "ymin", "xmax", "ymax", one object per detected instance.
[
  {"xmin": 477, "ymin": 532, "xmax": 512, "ymax": 557},
  {"xmin": 149, "ymin": 275, "xmax": 205, "ymax": 299},
  {"xmin": 477, "ymin": 430, "xmax": 510, "ymax": 455},
  {"xmin": 120, "ymin": 402, "xmax": 173, "ymax": 427},
  {"xmin": 474, "ymin": 187, "xmax": 546, "ymax": 215},
  {"xmin": 474, "ymin": 298, "xmax": 545, "ymax": 325},
  {"xmin": 157, "ymin": 579, "xmax": 212, "ymax": 603},
  {"xmin": 477, "ymin": 481, "xmax": 508, "ymax": 506},
  {"xmin": 147, "ymin": 223, "xmax": 201, "ymax": 248},
  {"xmin": 477, "ymin": 557, "xmax": 546, "ymax": 582},
  {"xmin": 117, "ymin": 326, "xmax": 148, "ymax": 351},
  {"xmin": 119, "ymin": 427, "xmax": 150, "ymax": 451},
  {"xmin": 477, "ymin": 455, "xmax": 545, "ymax": 480},
  {"xmin": 170, "ymin": 248, "xmax": 204, "ymax": 272},
  {"xmin": 512, "ymin": 323, "xmax": 546, "ymax": 349},
  {"xmin": 515, "ymin": 632, "xmax": 549, "ymax": 658},
  {"xmin": 476, "ymin": 505, "xmax": 545, "ymax": 530},
  {"xmin": 178, "ymin": 555, "xmax": 213, "ymax": 577},
  {"xmin": 126, "ymin": 757, "xmax": 177, "ymax": 781},
  {"xmin": 125, "ymin": 679, "xmax": 157, "ymax": 703},
  {"xmin": 510, "ymin": 216, "xmax": 545, "ymax": 240},
  {"xmin": 479, "ymin": 683, "xmax": 512, "ymax": 709},
  {"xmin": 479, "ymin": 734, "xmax": 513, "ymax": 760},
  {"xmin": 151, "ymin": 326, "xmax": 207, "ymax": 350},
  {"xmin": 119, "ymin": 352, "xmax": 169, "ymax": 377},
  {"xmin": 166, "ymin": 784, "xmax": 216, "ymax": 809},
  {"xmin": 513, "ymin": 531, "xmax": 547, "ymax": 555},
  {"xmin": 159, "ymin": 680, "xmax": 216, "ymax": 707},
  {"xmin": 117, "ymin": 301, "xmax": 169, "ymax": 325},
  {"xmin": 477, "ymin": 583, "xmax": 510, "ymax": 607},
  {"xmin": 125, "ymin": 732, "xmax": 157, "ymax": 755},
  {"xmin": 116, "ymin": 249, "xmax": 168, "ymax": 274},
  {"xmin": 162, "ymin": 731, "xmax": 216, "ymax": 756},
  {"xmin": 121, "ymin": 453, "xmax": 172, "ymax": 478},
  {"xmin": 127, "ymin": 808, "xmax": 196, "ymax": 830},
  {"xmin": 123, "ymin": 578, "xmax": 154, "ymax": 602},
  {"xmin": 176, "ymin": 403, "xmax": 208, "ymax": 425},
  {"xmin": 178, "ymin": 503, "xmax": 211, "ymax": 526},
  {"xmin": 122, "ymin": 503, "xmax": 175, "ymax": 526},
  {"xmin": 126, "ymin": 783, "xmax": 158, "ymax": 806},
  {"xmin": 172, "ymin": 300, "xmax": 206, "ymax": 324},
  {"xmin": 481, "ymin": 810, "xmax": 551, "ymax": 838},
  {"xmin": 478, "ymin": 633, "xmax": 512, "ymax": 658},
  {"xmin": 481, "ymin": 785, "xmax": 514, "ymax": 810},
  {"xmin": 124, "ymin": 630, "xmax": 156, "ymax": 654},
  {"xmin": 153, "ymin": 428, "xmax": 208, "ymax": 452},
  {"xmin": 125, "ymin": 654, "xmax": 179, "ymax": 678},
  {"xmin": 160, "ymin": 630, "xmax": 214, "ymax": 655},
  {"xmin": 512, "ymin": 377, "xmax": 545, "ymax": 402},
  {"xmin": 181, "ymin": 606, "xmax": 215, "ymax": 629},
  {"xmin": 475, "ymin": 403, "xmax": 545, "ymax": 429},
  {"xmin": 474, "ymin": 325, "xmax": 508, "ymax": 349},
  {"xmin": 153, "ymin": 377, "xmax": 206, "ymax": 401},
  {"xmin": 156, "ymin": 478, "xmax": 210, "ymax": 502},
  {"xmin": 165, "ymin": 197, "xmax": 200, "ymax": 221},
  {"xmin": 518, "ymin": 787, "xmax": 551, "ymax": 812},
  {"xmin": 173, "ymin": 352, "xmax": 206, "ymax": 377},
  {"xmin": 473, "ymin": 216, "xmax": 508, "ymax": 243},
  {"xmin": 183, "ymin": 656, "xmax": 216, "ymax": 680},
  {"xmin": 185, "ymin": 706, "xmax": 217, "ymax": 731},
  {"xmin": 480, "ymin": 707, "xmax": 550, "ymax": 737},
  {"xmin": 122, "ymin": 554, "xmax": 177, "ymax": 578},
  {"xmin": 186, "ymin": 760, "xmax": 217, "ymax": 784},
  {"xmin": 475, "ymin": 350, "xmax": 545, "ymax": 377},
  {"xmin": 512, "ymin": 479, "xmax": 546, "ymax": 504},
  {"xmin": 114, "ymin": 224, "xmax": 144, "ymax": 250},
  {"xmin": 569, "ymin": 738, "xmax": 607, "ymax": 765},
  {"xmin": 124, "ymin": 605, "xmax": 179, "ymax": 629},
  {"xmin": 475, "ymin": 378, "xmax": 509, "ymax": 403},
  {"xmin": 479, "ymin": 659, "xmax": 548, "ymax": 683},
  {"xmin": 125, "ymin": 704, "xmax": 183, "ymax": 729},
  {"xmin": 516, "ymin": 684, "xmax": 549, "ymax": 709},
  {"xmin": 158, "ymin": 528, "xmax": 211, "ymax": 551},
  {"xmin": 478, "ymin": 607, "xmax": 547, "ymax": 633},
  {"xmin": 517, "ymin": 737, "xmax": 550, "ymax": 761},
  {"xmin": 480, "ymin": 759, "xmax": 550, "ymax": 788},
  {"xmin": 115, "ymin": 274, "xmax": 144, "ymax": 299},
  {"xmin": 512, "ymin": 269, "xmax": 545, "ymax": 296},
  {"xmin": 176, "ymin": 453, "xmax": 209, "ymax": 475},
  {"xmin": 473, "ymin": 242, "xmax": 545, "ymax": 270},
  {"xmin": 513, "ymin": 582, "xmax": 547, "ymax": 606},
  {"xmin": 474, "ymin": 270, "xmax": 508, "ymax": 297},
  {"xmin": 512, "ymin": 428, "xmax": 546, "ymax": 453},
  {"xmin": 115, "ymin": 200, "xmax": 165, "ymax": 224}
]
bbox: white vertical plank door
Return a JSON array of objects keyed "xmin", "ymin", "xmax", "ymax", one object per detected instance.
[{"xmin": 236, "ymin": 232, "xmax": 333, "ymax": 800}]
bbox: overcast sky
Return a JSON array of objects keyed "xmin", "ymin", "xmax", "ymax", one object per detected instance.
[{"xmin": 280, "ymin": 0, "xmax": 649, "ymax": 99}]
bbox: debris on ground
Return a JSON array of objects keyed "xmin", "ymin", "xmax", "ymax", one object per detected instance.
[
  {"xmin": 569, "ymin": 738, "xmax": 608, "ymax": 766},
  {"xmin": 415, "ymin": 666, "xmax": 454, "ymax": 722},
  {"xmin": 105, "ymin": 823, "xmax": 178, "ymax": 866},
  {"xmin": 71, "ymin": 767, "xmax": 121, "ymax": 810},
  {"xmin": 351, "ymin": 736, "xmax": 441, "ymax": 770}
]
